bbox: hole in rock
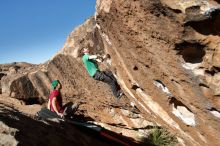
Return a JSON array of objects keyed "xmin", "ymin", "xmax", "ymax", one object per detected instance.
[
  {"xmin": 133, "ymin": 66, "xmax": 138, "ymax": 70},
  {"xmin": 131, "ymin": 83, "xmax": 144, "ymax": 91},
  {"xmin": 199, "ymin": 83, "xmax": 209, "ymax": 88},
  {"xmin": 186, "ymin": 9, "xmax": 220, "ymax": 36},
  {"xmin": 175, "ymin": 42, "xmax": 205, "ymax": 63},
  {"xmin": 131, "ymin": 84, "xmax": 140, "ymax": 90},
  {"xmin": 145, "ymin": 65, "xmax": 150, "ymax": 68}
]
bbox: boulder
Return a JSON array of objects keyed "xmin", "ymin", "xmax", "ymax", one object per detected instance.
[
  {"xmin": 28, "ymin": 71, "xmax": 51, "ymax": 99},
  {"xmin": 1, "ymin": 74, "xmax": 39, "ymax": 100}
]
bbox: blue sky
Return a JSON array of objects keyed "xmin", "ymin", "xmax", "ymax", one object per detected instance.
[{"xmin": 0, "ymin": 0, "xmax": 96, "ymax": 64}]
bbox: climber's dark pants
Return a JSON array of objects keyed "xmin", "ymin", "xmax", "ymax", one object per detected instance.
[{"xmin": 93, "ymin": 70, "xmax": 120, "ymax": 98}]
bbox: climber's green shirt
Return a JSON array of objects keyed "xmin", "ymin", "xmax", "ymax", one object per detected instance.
[{"xmin": 82, "ymin": 54, "xmax": 99, "ymax": 77}]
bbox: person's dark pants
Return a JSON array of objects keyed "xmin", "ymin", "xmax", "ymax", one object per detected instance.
[{"xmin": 93, "ymin": 70, "xmax": 120, "ymax": 98}]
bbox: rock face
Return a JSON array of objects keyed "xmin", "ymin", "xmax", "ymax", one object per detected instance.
[
  {"xmin": 1, "ymin": 0, "xmax": 220, "ymax": 145},
  {"xmin": 94, "ymin": 0, "xmax": 220, "ymax": 145},
  {"xmin": 0, "ymin": 102, "xmax": 114, "ymax": 146}
]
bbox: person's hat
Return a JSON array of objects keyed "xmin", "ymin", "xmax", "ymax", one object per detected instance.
[{"xmin": 51, "ymin": 80, "xmax": 59, "ymax": 89}]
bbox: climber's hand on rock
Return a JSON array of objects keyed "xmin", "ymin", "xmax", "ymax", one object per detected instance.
[{"xmin": 96, "ymin": 58, "xmax": 102, "ymax": 62}]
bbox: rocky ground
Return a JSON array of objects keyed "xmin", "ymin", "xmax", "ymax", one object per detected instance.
[
  {"xmin": 0, "ymin": 95, "xmax": 114, "ymax": 146},
  {"xmin": 1, "ymin": 0, "xmax": 220, "ymax": 146}
]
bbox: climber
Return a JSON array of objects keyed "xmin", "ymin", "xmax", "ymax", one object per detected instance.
[
  {"xmin": 47, "ymin": 80, "xmax": 78, "ymax": 118},
  {"xmin": 82, "ymin": 48, "xmax": 123, "ymax": 99}
]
